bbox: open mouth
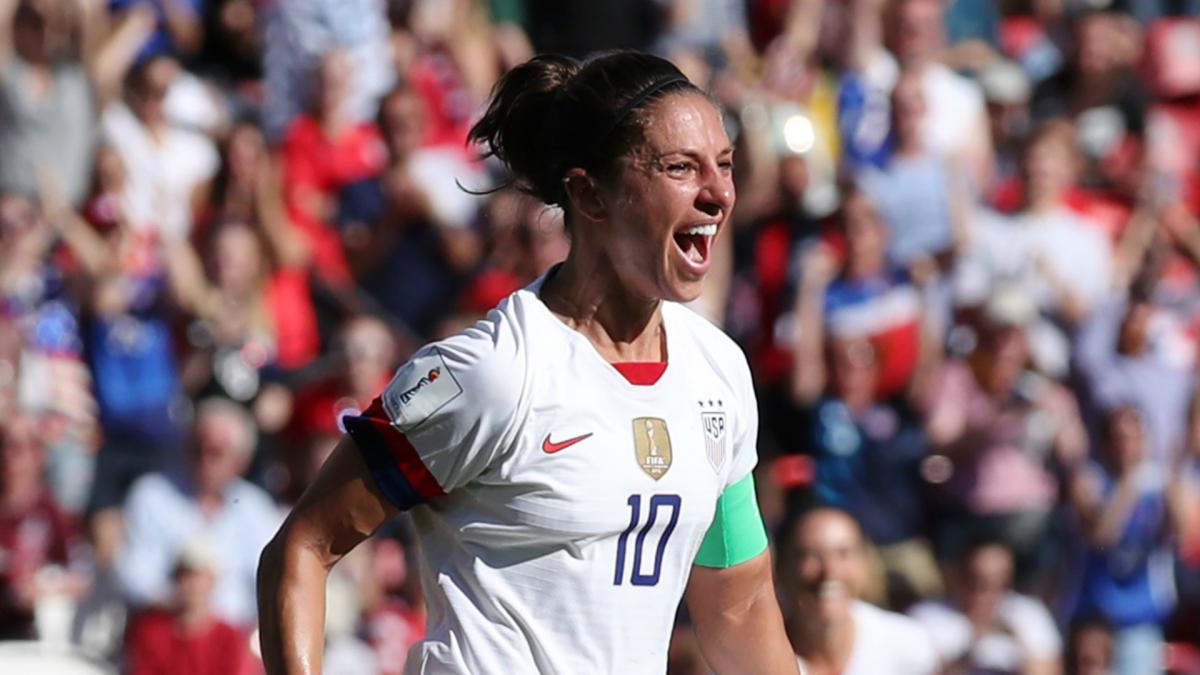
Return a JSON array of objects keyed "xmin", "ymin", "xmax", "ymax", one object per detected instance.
[{"xmin": 673, "ymin": 223, "xmax": 717, "ymax": 268}]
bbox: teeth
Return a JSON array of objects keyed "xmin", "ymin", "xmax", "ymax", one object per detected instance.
[
  {"xmin": 679, "ymin": 224, "xmax": 717, "ymax": 236},
  {"xmin": 816, "ymin": 581, "xmax": 847, "ymax": 600}
]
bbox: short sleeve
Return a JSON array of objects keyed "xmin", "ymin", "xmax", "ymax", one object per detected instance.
[
  {"xmin": 343, "ymin": 320, "xmax": 524, "ymax": 510},
  {"xmin": 725, "ymin": 352, "xmax": 759, "ymax": 490}
]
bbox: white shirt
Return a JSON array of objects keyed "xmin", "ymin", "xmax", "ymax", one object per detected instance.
[
  {"xmin": 100, "ymin": 103, "xmax": 218, "ymax": 240},
  {"xmin": 799, "ymin": 602, "xmax": 940, "ymax": 675},
  {"xmin": 958, "ymin": 207, "xmax": 1114, "ymax": 313},
  {"xmin": 909, "ymin": 594, "xmax": 1062, "ymax": 670},
  {"xmin": 355, "ymin": 282, "xmax": 759, "ymax": 674}
]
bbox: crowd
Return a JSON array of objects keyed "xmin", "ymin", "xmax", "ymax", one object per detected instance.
[{"xmin": 2, "ymin": 0, "xmax": 1200, "ymax": 673}]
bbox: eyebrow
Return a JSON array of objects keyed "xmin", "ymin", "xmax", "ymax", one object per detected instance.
[{"xmin": 651, "ymin": 146, "xmax": 736, "ymax": 161}]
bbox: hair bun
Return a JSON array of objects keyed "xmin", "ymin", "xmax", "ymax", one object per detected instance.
[{"xmin": 469, "ymin": 55, "xmax": 582, "ymax": 207}]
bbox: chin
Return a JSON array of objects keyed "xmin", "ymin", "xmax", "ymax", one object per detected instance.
[{"xmin": 661, "ymin": 280, "xmax": 705, "ymax": 304}]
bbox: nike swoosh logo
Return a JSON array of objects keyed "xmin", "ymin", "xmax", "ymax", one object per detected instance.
[{"xmin": 542, "ymin": 432, "xmax": 594, "ymax": 454}]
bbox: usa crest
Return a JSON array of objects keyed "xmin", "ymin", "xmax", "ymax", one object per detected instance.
[
  {"xmin": 632, "ymin": 417, "xmax": 672, "ymax": 480},
  {"xmin": 701, "ymin": 411, "xmax": 727, "ymax": 473}
]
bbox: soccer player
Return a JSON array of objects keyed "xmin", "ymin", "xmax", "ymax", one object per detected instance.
[{"xmin": 257, "ymin": 51, "xmax": 798, "ymax": 674}]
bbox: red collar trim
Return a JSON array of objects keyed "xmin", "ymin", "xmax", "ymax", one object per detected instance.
[{"xmin": 611, "ymin": 361, "xmax": 667, "ymax": 386}]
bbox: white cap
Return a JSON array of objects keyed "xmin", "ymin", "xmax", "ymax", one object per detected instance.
[
  {"xmin": 978, "ymin": 61, "xmax": 1031, "ymax": 106},
  {"xmin": 983, "ymin": 284, "xmax": 1038, "ymax": 327}
]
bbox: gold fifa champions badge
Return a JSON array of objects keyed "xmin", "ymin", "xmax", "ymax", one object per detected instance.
[{"xmin": 632, "ymin": 417, "xmax": 672, "ymax": 480}]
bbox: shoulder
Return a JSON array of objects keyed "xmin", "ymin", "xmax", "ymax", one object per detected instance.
[
  {"xmin": 926, "ymin": 63, "xmax": 984, "ymax": 105},
  {"xmin": 383, "ymin": 292, "xmax": 531, "ymax": 430},
  {"xmin": 1002, "ymin": 593, "xmax": 1062, "ymax": 652},
  {"xmin": 1002, "ymin": 592, "xmax": 1055, "ymax": 623},
  {"xmin": 126, "ymin": 472, "xmax": 180, "ymax": 506}
]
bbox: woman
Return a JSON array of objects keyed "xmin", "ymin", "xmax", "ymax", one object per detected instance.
[{"xmin": 257, "ymin": 51, "xmax": 798, "ymax": 674}]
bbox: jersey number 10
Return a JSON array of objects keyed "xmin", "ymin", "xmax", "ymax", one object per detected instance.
[{"xmin": 613, "ymin": 494, "xmax": 681, "ymax": 586}]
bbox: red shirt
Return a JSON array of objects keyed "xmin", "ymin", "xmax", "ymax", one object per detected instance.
[
  {"xmin": 265, "ymin": 267, "xmax": 320, "ymax": 369},
  {"xmin": 281, "ymin": 116, "xmax": 387, "ymax": 284},
  {"xmin": 125, "ymin": 610, "xmax": 260, "ymax": 675}
]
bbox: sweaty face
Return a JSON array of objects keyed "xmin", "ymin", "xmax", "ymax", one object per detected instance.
[{"xmin": 598, "ymin": 93, "xmax": 735, "ymax": 303}]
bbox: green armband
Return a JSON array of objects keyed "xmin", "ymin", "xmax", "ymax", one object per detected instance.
[{"xmin": 694, "ymin": 473, "xmax": 769, "ymax": 568}]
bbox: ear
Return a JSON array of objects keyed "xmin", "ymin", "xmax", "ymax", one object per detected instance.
[{"xmin": 562, "ymin": 169, "xmax": 607, "ymax": 223}]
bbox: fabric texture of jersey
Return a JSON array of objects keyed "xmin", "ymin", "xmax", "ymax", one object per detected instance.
[{"xmin": 345, "ymin": 280, "xmax": 760, "ymax": 674}]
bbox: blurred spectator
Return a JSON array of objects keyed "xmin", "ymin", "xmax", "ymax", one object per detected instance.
[
  {"xmin": 1074, "ymin": 294, "xmax": 1195, "ymax": 468},
  {"xmin": 959, "ymin": 123, "xmax": 1114, "ymax": 376},
  {"xmin": 0, "ymin": 189, "xmax": 99, "ymax": 514},
  {"xmin": 0, "ymin": 414, "xmax": 84, "ymax": 640},
  {"xmin": 116, "ymin": 398, "xmax": 279, "ymax": 627},
  {"xmin": 858, "ymin": 69, "xmax": 966, "ymax": 269},
  {"xmin": 1066, "ymin": 618, "xmax": 1117, "ymax": 675},
  {"xmin": 798, "ymin": 335, "xmax": 941, "ymax": 608},
  {"xmin": 109, "ymin": 0, "xmax": 205, "ymax": 61},
  {"xmin": 924, "ymin": 286, "xmax": 1086, "ymax": 585},
  {"xmin": 1067, "ymin": 406, "xmax": 1178, "ymax": 675},
  {"xmin": 123, "ymin": 537, "xmax": 260, "ymax": 675},
  {"xmin": 284, "ymin": 316, "xmax": 397, "ymax": 501},
  {"xmin": 1031, "ymin": 12, "xmax": 1147, "ymax": 193},
  {"xmin": 979, "ymin": 60, "xmax": 1034, "ymax": 186},
  {"xmin": 200, "ymin": 119, "xmax": 318, "ymax": 370},
  {"xmin": 883, "ymin": 0, "xmax": 994, "ymax": 188},
  {"xmin": 653, "ymin": 0, "xmax": 752, "ymax": 86},
  {"xmin": 791, "ymin": 189, "xmax": 924, "ymax": 406},
  {"xmin": 777, "ymin": 507, "xmax": 939, "ymax": 674},
  {"xmin": 193, "ymin": 0, "xmax": 260, "ymax": 92},
  {"xmin": 260, "ymin": 0, "xmax": 393, "ymax": 142},
  {"xmin": 363, "ymin": 530, "xmax": 424, "ymax": 675},
  {"xmin": 910, "ymin": 540, "xmax": 1063, "ymax": 674},
  {"xmin": 0, "ymin": 0, "xmax": 152, "ymax": 206},
  {"xmin": 337, "ymin": 84, "xmax": 482, "ymax": 339},
  {"xmin": 280, "ymin": 48, "xmax": 387, "ymax": 286},
  {"xmin": 43, "ymin": 152, "xmax": 187, "ymax": 563},
  {"xmin": 101, "ymin": 54, "xmax": 218, "ymax": 239}
]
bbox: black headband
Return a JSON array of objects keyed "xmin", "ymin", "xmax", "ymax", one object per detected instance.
[{"xmin": 598, "ymin": 76, "xmax": 691, "ymax": 141}]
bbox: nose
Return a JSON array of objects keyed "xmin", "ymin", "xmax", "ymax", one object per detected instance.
[{"xmin": 696, "ymin": 164, "xmax": 734, "ymax": 218}]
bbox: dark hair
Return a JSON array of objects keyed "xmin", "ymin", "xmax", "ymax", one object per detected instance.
[{"xmin": 468, "ymin": 51, "xmax": 701, "ymax": 210}]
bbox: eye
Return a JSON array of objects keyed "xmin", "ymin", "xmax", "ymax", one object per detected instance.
[
  {"xmin": 719, "ymin": 159, "xmax": 735, "ymax": 172},
  {"xmin": 665, "ymin": 161, "xmax": 695, "ymax": 176}
]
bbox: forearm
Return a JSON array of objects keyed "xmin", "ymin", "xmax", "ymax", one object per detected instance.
[
  {"xmin": 161, "ymin": 0, "xmax": 203, "ymax": 54},
  {"xmin": 257, "ymin": 529, "xmax": 331, "ymax": 675},
  {"xmin": 687, "ymin": 553, "xmax": 799, "ymax": 675},
  {"xmin": 696, "ymin": 587, "xmax": 796, "ymax": 673},
  {"xmin": 257, "ymin": 438, "xmax": 397, "ymax": 673},
  {"xmin": 790, "ymin": 283, "xmax": 827, "ymax": 405}
]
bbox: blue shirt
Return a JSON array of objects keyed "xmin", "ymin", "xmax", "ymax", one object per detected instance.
[
  {"xmin": 116, "ymin": 471, "xmax": 281, "ymax": 626},
  {"xmin": 859, "ymin": 155, "xmax": 955, "ymax": 267},
  {"xmin": 807, "ymin": 399, "xmax": 929, "ymax": 545}
]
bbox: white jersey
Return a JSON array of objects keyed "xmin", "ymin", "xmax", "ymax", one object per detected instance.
[{"xmin": 347, "ymin": 282, "xmax": 759, "ymax": 674}]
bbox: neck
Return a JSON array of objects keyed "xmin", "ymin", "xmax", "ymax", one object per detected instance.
[
  {"xmin": 789, "ymin": 610, "xmax": 856, "ymax": 673},
  {"xmin": 177, "ymin": 606, "xmax": 212, "ymax": 634},
  {"xmin": 540, "ymin": 250, "xmax": 664, "ymax": 363}
]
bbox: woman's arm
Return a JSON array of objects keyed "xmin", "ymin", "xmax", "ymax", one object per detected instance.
[
  {"xmin": 685, "ymin": 550, "xmax": 799, "ymax": 675},
  {"xmin": 257, "ymin": 437, "xmax": 398, "ymax": 675},
  {"xmin": 789, "ymin": 244, "xmax": 837, "ymax": 406}
]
